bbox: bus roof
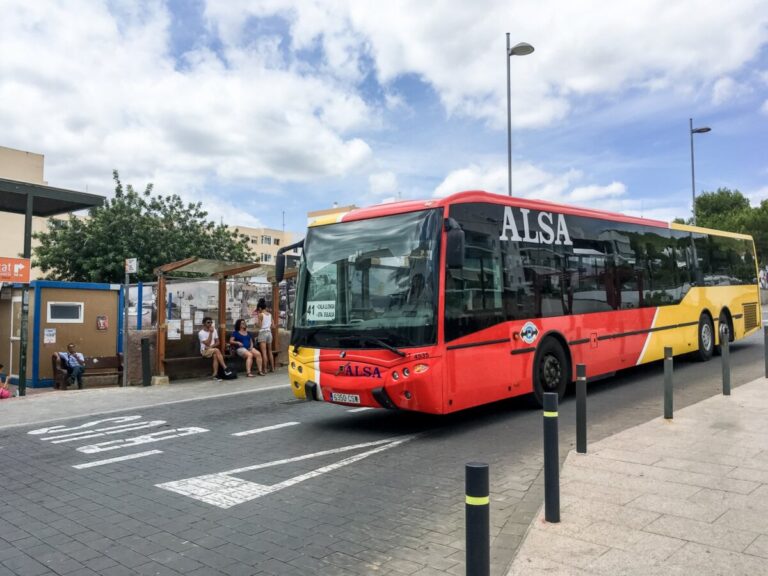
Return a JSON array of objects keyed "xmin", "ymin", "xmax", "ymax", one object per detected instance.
[{"xmin": 311, "ymin": 190, "xmax": 753, "ymax": 240}]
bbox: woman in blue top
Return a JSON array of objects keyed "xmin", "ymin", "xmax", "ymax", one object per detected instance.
[{"xmin": 229, "ymin": 319, "xmax": 264, "ymax": 376}]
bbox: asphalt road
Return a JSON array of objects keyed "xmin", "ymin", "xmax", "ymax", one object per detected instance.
[{"xmin": 0, "ymin": 329, "xmax": 765, "ymax": 576}]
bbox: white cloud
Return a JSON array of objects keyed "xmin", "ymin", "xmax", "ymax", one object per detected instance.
[
  {"xmin": 369, "ymin": 171, "xmax": 398, "ymax": 196},
  {"xmin": 761, "ymin": 100, "xmax": 768, "ymax": 115},
  {"xmin": 0, "ymin": 0, "xmax": 374, "ymax": 206},
  {"xmin": 432, "ymin": 162, "xmax": 580, "ymax": 201},
  {"xmin": 711, "ymin": 76, "xmax": 750, "ymax": 105},
  {"xmin": 205, "ymin": 0, "xmax": 768, "ymax": 129},
  {"xmin": 570, "ymin": 182, "xmax": 626, "ymax": 202}
]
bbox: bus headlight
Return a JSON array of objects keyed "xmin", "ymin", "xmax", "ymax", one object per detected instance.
[{"xmin": 402, "ymin": 367, "xmax": 410, "ymax": 377}]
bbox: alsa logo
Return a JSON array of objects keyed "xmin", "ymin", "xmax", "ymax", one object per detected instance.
[
  {"xmin": 499, "ymin": 206, "xmax": 573, "ymax": 246},
  {"xmin": 520, "ymin": 321, "xmax": 540, "ymax": 345},
  {"xmin": 335, "ymin": 363, "xmax": 382, "ymax": 378}
]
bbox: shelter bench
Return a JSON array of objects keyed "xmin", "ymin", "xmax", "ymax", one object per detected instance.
[{"xmin": 52, "ymin": 353, "xmax": 123, "ymax": 389}]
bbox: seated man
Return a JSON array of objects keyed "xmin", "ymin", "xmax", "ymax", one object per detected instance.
[
  {"xmin": 199, "ymin": 317, "xmax": 228, "ymax": 380},
  {"xmin": 59, "ymin": 343, "xmax": 85, "ymax": 389}
]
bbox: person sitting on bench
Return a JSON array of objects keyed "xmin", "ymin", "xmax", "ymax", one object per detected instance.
[
  {"xmin": 199, "ymin": 317, "xmax": 228, "ymax": 381},
  {"xmin": 59, "ymin": 343, "xmax": 86, "ymax": 389}
]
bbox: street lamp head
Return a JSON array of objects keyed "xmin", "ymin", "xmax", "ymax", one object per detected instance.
[
  {"xmin": 691, "ymin": 126, "xmax": 711, "ymax": 134},
  {"xmin": 509, "ymin": 42, "xmax": 535, "ymax": 57}
]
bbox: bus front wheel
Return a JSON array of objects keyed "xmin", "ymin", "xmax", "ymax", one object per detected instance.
[
  {"xmin": 696, "ymin": 313, "xmax": 714, "ymax": 362},
  {"xmin": 533, "ymin": 338, "xmax": 569, "ymax": 406}
]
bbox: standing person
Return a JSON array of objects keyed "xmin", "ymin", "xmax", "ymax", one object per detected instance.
[
  {"xmin": 59, "ymin": 343, "xmax": 86, "ymax": 389},
  {"xmin": 255, "ymin": 298, "xmax": 275, "ymax": 373},
  {"xmin": 199, "ymin": 317, "xmax": 228, "ymax": 380},
  {"xmin": 229, "ymin": 319, "xmax": 264, "ymax": 377}
]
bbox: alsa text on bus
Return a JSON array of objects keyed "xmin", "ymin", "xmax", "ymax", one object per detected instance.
[{"xmin": 499, "ymin": 207, "xmax": 573, "ymax": 245}]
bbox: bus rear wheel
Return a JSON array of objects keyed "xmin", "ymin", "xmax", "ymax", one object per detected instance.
[
  {"xmin": 533, "ymin": 338, "xmax": 569, "ymax": 406},
  {"xmin": 714, "ymin": 312, "xmax": 731, "ymax": 356},
  {"xmin": 696, "ymin": 313, "xmax": 714, "ymax": 362}
]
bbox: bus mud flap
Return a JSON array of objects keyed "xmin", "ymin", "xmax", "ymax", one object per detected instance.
[
  {"xmin": 305, "ymin": 381, "xmax": 319, "ymax": 401},
  {"xmin": 372, "ymin": 387, "xmax": 398, "ymax": 409}
]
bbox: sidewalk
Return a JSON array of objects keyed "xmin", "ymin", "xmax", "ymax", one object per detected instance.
[
  {"xmin": 0, "ymin": 369, "xmax": 290, "ymax": 431},
  {"xmin": 507, "ymin": 375, "xmax": 768, "ymax": 576}
]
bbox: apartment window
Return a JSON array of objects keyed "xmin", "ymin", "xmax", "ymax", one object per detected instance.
[
  {"xmin": 261, "ymin": 253, "xmax": 273, "ymax": 263},
  {"xmin": 261, "ymin": 235, "xmax": 272, "ymax": 245},
  {"xmin": 47, "ymin": 302, "xmax": 84, "ymax": 323},
  {"xmin": 274, "ymin": 238, "xmax": 280, "ymax": 246}
]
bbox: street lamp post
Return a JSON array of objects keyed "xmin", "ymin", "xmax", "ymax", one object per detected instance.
[
  {"xmin": 689, "ymin": 118, "xmax": 711, "ymax": 226},
  {"xmin": 506, "ymin": 35, "xmax": 534, "ymax": 196}
]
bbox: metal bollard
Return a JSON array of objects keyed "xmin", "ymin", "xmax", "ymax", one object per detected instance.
[
  {"xmin": 764, "ymin": 325, "xmax": 767, "ymax": 380},
  {"xmin": 543, "ymin": 392, "xmax": 560, "ymax": 523},
  {"xmin": 664, "ymin": 347, "xmax": 673, "ymax": 419},
  {"xmin": 141, "ymin": 338, "xmax": 151, "ymax": 387},
  {"xmin": 465, "ymin": 462, "xmax": 490, "ymax": 576},
  {"xmin": 721, "ymin": 324, "xmax": 730, "ymax": 396},
  {"xmin": 576, "ymin": 364, "xmax": 587, "ymax": 454}
]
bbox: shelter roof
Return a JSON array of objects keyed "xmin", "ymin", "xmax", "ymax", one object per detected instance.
[
  {"xmin": 0, "ymin": 177, "xmax": 105, "ymax": 217},
  {"xmin": 154, "ymin": 257, "xmax": 274, "ymax": 279}
]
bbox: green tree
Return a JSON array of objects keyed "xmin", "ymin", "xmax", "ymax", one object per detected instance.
[
  {"xmin": 33, "ymin": 171, "xmax": 253, "ymax": 283},
  {"xmin": 691, "ymin": 187, "xmax": 767, "ymax": 265}
]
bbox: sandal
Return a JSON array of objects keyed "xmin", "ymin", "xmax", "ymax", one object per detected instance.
[
  {"xmin": 247, "ymin": 373, "xmax": 254, "ymax": 377},
  {"xmin": 258, "ymin": 371, "xmax": 267, "ymax": 376}
]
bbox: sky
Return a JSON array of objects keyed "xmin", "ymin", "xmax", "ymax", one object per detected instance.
[{"xmin": 1, "ymin": 0, "xmax": 767, "ymax": 238}]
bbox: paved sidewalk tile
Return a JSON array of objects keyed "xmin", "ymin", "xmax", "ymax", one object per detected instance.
[{"xmin": 507, "ymin": 377, "xmax": 768, "ymax": 576}]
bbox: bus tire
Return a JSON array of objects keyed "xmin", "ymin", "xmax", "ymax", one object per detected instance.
[
  {"xmin": 533, "ymin": 338, "xmax": 569, "ymax": 406},
  {"xmin": 714, "ymin": 311, "xmax": 731, "ymax": 356},
  {"xmin": 696, "ymin": 313, "xmax": 714, "ymax": 362}
]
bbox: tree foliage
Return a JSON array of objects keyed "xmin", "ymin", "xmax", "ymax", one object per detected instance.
[
  {"xmin": 33, "ymin": 171, "xmax": 253, "ymax": 283},
  {"xmin": 689, "ymin": 187, "xmax": 768, "ymax": 265}
]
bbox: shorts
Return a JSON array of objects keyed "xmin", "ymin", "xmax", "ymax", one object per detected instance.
[
  {"xmin": 201, "ymin": 348, "xmax": 217, "ymax": 358},
  {"xmin": 236, "ymin": 347, "xmax": 251, "ymax": 358},
  {"xmin": 257, "ymin": 329, "xmax": 273, "ymax": 344}
]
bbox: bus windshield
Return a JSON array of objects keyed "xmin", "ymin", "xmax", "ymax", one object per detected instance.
[{"xmin": 293, "ymin": 208, "xmax": 442, "ymax": 350}]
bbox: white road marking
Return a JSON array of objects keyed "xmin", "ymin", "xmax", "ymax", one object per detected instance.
[
  {"xmin": 29, "ymin": 415, "xmax": 143, "ymax": 436},
  {"xmin": 347, "ymin": 407, "xmax": 372, "ymax": 413},
  {"xmin": 157, "ymin": 435, "xmax": 415, "ymax": 508},
  {"xmin": 232, "ymin": 422, "xmax": 299, "ymax": 436},
  {"xmin": 4, "ymin": 384, "xmax": 290, "ymax": 433},
  {"xmin": 78, "ymin": 427, "xmax": 208, "ymax": 454},
  {"xmin": 72, "ymin": 450, "xmax": 163, "ymax": 469},
  {"xmin": 49, "ymin": 421, "xmax": 167, "ymax": 443}
]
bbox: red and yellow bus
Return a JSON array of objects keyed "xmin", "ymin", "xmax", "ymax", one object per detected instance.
[{"xmin": 276, "ymin": 191, "xmax": 761, "ymax": 414}]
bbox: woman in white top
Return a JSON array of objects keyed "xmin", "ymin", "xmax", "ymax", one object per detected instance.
[{"xmin": 255, "ymin": 298, "xmax": 275, "ymax": 373}]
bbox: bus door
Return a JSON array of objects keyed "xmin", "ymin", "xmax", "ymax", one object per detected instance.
[{"xmin": 444, "ymin": 239, "xmax": 513, "ymax": 409}]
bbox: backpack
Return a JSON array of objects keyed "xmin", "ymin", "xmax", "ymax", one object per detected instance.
[{"xmin": 217, "ymin": 366, "xmax": 238, "ymax": 380}]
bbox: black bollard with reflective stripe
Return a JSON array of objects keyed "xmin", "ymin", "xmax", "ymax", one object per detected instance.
[
  {"xmin": 721, "ymin": 324, "xmax": 730, "ymax": 396},
  {"xmin": 664, "ymin": 347, "xmax": 673, "ymax": 420},
  {"xmin": 465, "ymin": 462, "xmax": 490, "ymax": 576},
  {"xmin": 543, "ymin": 392, "xmax": 560, "ymax": 523},
  {"xmin": 576, "ymin": 364, "xmax": 587, "ymax": 454}
]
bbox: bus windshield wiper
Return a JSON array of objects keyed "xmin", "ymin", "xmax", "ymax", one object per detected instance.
[
  {"xmin": 362, "ymin": 336, "xmax": 406, "ymax": 357},
  {"xmin": 338, "ymin": 333, "xmax": 406, "ymax": 357}
]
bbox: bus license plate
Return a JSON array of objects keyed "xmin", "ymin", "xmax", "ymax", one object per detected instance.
[{"xmin": 331, "ymin": 393, "xmax": 360, "ymax": 404}]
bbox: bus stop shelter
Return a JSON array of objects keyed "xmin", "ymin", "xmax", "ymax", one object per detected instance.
[
  {"xmin": 153, "ymin": 257, "xmax": 278, "ymax": 377},
  {"xmin": 0, "ymin": 177, "xmax": 105, "ymax": 394}
]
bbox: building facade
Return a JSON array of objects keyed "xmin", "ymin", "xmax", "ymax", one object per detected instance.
[{"xmin": 230, "ymin": 225, "xmax": 299, "ymax": 265}]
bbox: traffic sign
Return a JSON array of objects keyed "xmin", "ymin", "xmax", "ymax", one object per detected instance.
[
  {"xmin": 0, "ymin": 257, "xmax": 31, "ymax": 284},
  {"xmin": 125, "ymin": 258, "xmax": 138, "ymax": 273}
]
